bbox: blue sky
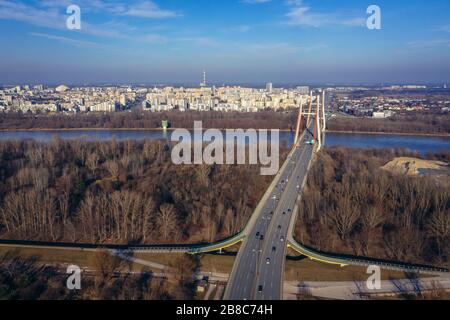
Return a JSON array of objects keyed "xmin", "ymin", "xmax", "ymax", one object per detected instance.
[{"xmin": 0, "ymin": 0, "xmax": 449, "ymax": 85}]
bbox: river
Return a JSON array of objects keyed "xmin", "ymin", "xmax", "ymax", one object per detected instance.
[{"xmin": 0, "ymin": 129, "xmax": 448, "ymax": 155}]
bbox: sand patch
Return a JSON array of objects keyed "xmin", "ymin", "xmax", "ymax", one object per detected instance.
[{"xmin": 382, "ymin": 157, "xmax": 449, "ymax": 176}]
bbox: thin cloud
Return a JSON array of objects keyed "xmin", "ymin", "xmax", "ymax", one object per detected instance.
[
  {"xmin": 223, "ymin": 25, "xmax": 252, "ymax": 33},
  {"xmin": 407, "ymin": 39, "xmax": 450, "ymax": 49},
  {"xmin": 137, "ymin": 34, "xmax": 168, "ymax": 43},
  {"xmin": 438, "ymin": 25, "xmax": 450, "ymax": 33},
  {"xmin": 29, "ymin": 32, "xmax": 99, "ymax": 48},
  {"xmin": 176, "ymin": 37, "xmax": 219, "ymax": 47},
  {"xmin": 242, "ymin": 0, "xmax": 272, "ymax": 4},
  {"xmin": 38, "ymin": 0, "xmax": 180, "ymax": 18},
  {"xmin": 0, "ymin": 0, "xmax": 176, "ymax": 41},
  {"xmin": 0, "ymin": 0, "xmax": 64, "ymax": 30},
  {"xmin": 285, "ymin": 0, "xmax": 365, "ymax": 28},
  {"xmin": 123, "ymin": 1, "xmax": 181, "ymax": 18}
]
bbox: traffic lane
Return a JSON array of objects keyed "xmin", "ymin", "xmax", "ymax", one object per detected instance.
[
  {"xmin": 272, "ymin": 145, "xmax": 314, "ymax": 297},
  {"xmin": 258, "ymin": 212, "xmax": 288, "ymax": 299},
  {"xmin": 256, "ymin": 201, "xmax": 294, "ymax": 299},
  {"xmin": 261, "ymin": 195, "xmax": 293, "ymax": 298},
  {"xmin": 228, "ymin": 175, "xmax": 291, "ymax": 299},
  {"xmin": 230, "ymin": 217, "xmax": 268, "ymax": 299},
  {"xmin": 259, "ymin": 203, "xmax": 299, "ymax": 297},
  {"xmin": 228, "ymin": 129, "xmax": 314, "ymax": 299},
  {"xmin": 229, "ymin": 215, "xmax": 266, "ymax": 299},
  {"xmin": 256, "ymin": 182, "xmax": 298, "ymax": 298},
  {"xmin": 261, "ymin": 222, "xmax": 286, "ymax": 300},
  {"xmin": 257, "ymin": 144, "xmax": 313, "ymax": 299}
]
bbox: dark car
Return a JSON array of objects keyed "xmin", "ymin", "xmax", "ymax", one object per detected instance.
[
  {"xmin": 272, "ymin": 246, "xmax": 276, "ymax": 252},
  {"xmin": 258, "ymin": 285, "xmax": 263, "ymax": 293},
  {"xmin": 256, "ymin": 231, "xmax": 260, "ymax": 238},
  {"xmin": 278, "ymin": 225, "xmax": 282, "ymax": 230},
  {"xmin": 260, "ymin": 234, "xmax": 264, "ymax": 240}
]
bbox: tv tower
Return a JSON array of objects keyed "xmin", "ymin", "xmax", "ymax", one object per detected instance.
[{"xmin": 200, "ymin": 70, "xmax": 207, "ymax": 87}]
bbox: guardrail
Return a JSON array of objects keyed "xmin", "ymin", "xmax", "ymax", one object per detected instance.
[
  {"xmin": 287, "ymin": 238, "xmax": 450, "ymax": 276},
  {"xmin": 0, "ymin": 232, "xmax": 246, "ymax": 255},
  {"xmin": 2, "ymin": 232, "xmax": 448, "ymax": 276},
  {"xmin": 130, "ymin": 232, "xmax": 246, "ymax": 254}
]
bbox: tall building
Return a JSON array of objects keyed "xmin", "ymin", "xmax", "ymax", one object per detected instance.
[
  {"xmin": 296, "ymin": 86, "xmax": 309, "ymax": 95},
  {"xmin": 266, "ymin": 82, "xmax": 273, "ymax": 93},
  {"xmin": 119, "ymin": 94, "xmax": 127, "ymax": 107}
]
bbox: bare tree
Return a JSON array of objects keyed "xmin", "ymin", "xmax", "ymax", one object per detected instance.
[
  {"xmin": 86, "ymin": 152, "xmax": 100, "ymax": 176},
  {"xmin": 428, "ymin": 210, "xmax": 450, "ymax": 256},
  {"xmin": 157, "ymin": 204, "xmax": 177, "ymax": 241},
  {"xmin": 104, "ymin": 160, "xmax": 120, "ymax": 180},
  {"xmin": 362, "ymin": 206, "xmax": 385, "ymax": 230},
  {"xmin": 327, "ymin": 198, "xmax": 360, "ymax": 240}
]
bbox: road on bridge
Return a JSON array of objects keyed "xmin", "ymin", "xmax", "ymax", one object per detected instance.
[{"xmin": 224, "ymin": 126, "xmax": 315, "ymax": 300}]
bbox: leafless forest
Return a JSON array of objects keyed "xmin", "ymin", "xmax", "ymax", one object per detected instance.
[
  {"xmin": 0, "ymin": 250, "xmax": 198, "ymax": 300},
  {"xmin": 0, "ymin": 139, "xmax": 282, "ymax": 244},
  {"xmin": 0, "ymin": 110, "xmax": 297, "ymax": 130},
  {"xmin": 295, "ymin": 147, "xmax": 450, "ymax": 268},
  {"xmin": 328, "ymin": 113, "xmax": 450, "ymax": 135}
]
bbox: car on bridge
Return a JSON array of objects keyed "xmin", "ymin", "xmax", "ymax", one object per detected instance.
[
  {"xmin": 306, "ymin": 140, "xmax": 315, "ymax": 145},
  {"xmin": 266, "ymin": 258, "xmax": 271, "ymax": 265}
]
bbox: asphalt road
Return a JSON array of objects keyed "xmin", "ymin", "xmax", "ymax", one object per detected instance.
[{"xmin": 225, "ymin": 126, "xmax": 315, "ymax": 300}]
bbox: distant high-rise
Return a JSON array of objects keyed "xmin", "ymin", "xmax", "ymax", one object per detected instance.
[
  {"xmin": 119, "ymin": 94, "xmax": 127, "ymax": 107},
  {"xmin": 266, "ymin": 82, "xmax": 273, "ymax": 93},
  {"xmin": 296, "ymin": 86, "xmax": 309, "ymax": 95}
]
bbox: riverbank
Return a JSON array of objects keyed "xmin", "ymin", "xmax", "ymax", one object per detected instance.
[
  {"xmin": 1, "ymin": 127, "xmax": 448, "ymax": 137},
  {"xmin": 0, "ymin": 127, "xmax": 295, "ymax": 132}
]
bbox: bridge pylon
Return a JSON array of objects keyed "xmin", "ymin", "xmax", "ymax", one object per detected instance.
[{"xmin": 294, "ymin": 90, "xmax": 327, "ymax": 149}]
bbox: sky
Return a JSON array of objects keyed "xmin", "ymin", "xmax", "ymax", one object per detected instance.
[{"xmin": 0, "ymin": 0, "xmax": 449, "ymax": 85}]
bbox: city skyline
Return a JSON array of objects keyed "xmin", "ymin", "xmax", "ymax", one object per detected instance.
[{"xmin": 0, "ymin": 0, "xmax": 450, "ymax": 85}]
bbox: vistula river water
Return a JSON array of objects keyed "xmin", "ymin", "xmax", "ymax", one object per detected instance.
[{"xmin": 0, "ymin": 129, "xmax": 449, "ymax": 155}]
